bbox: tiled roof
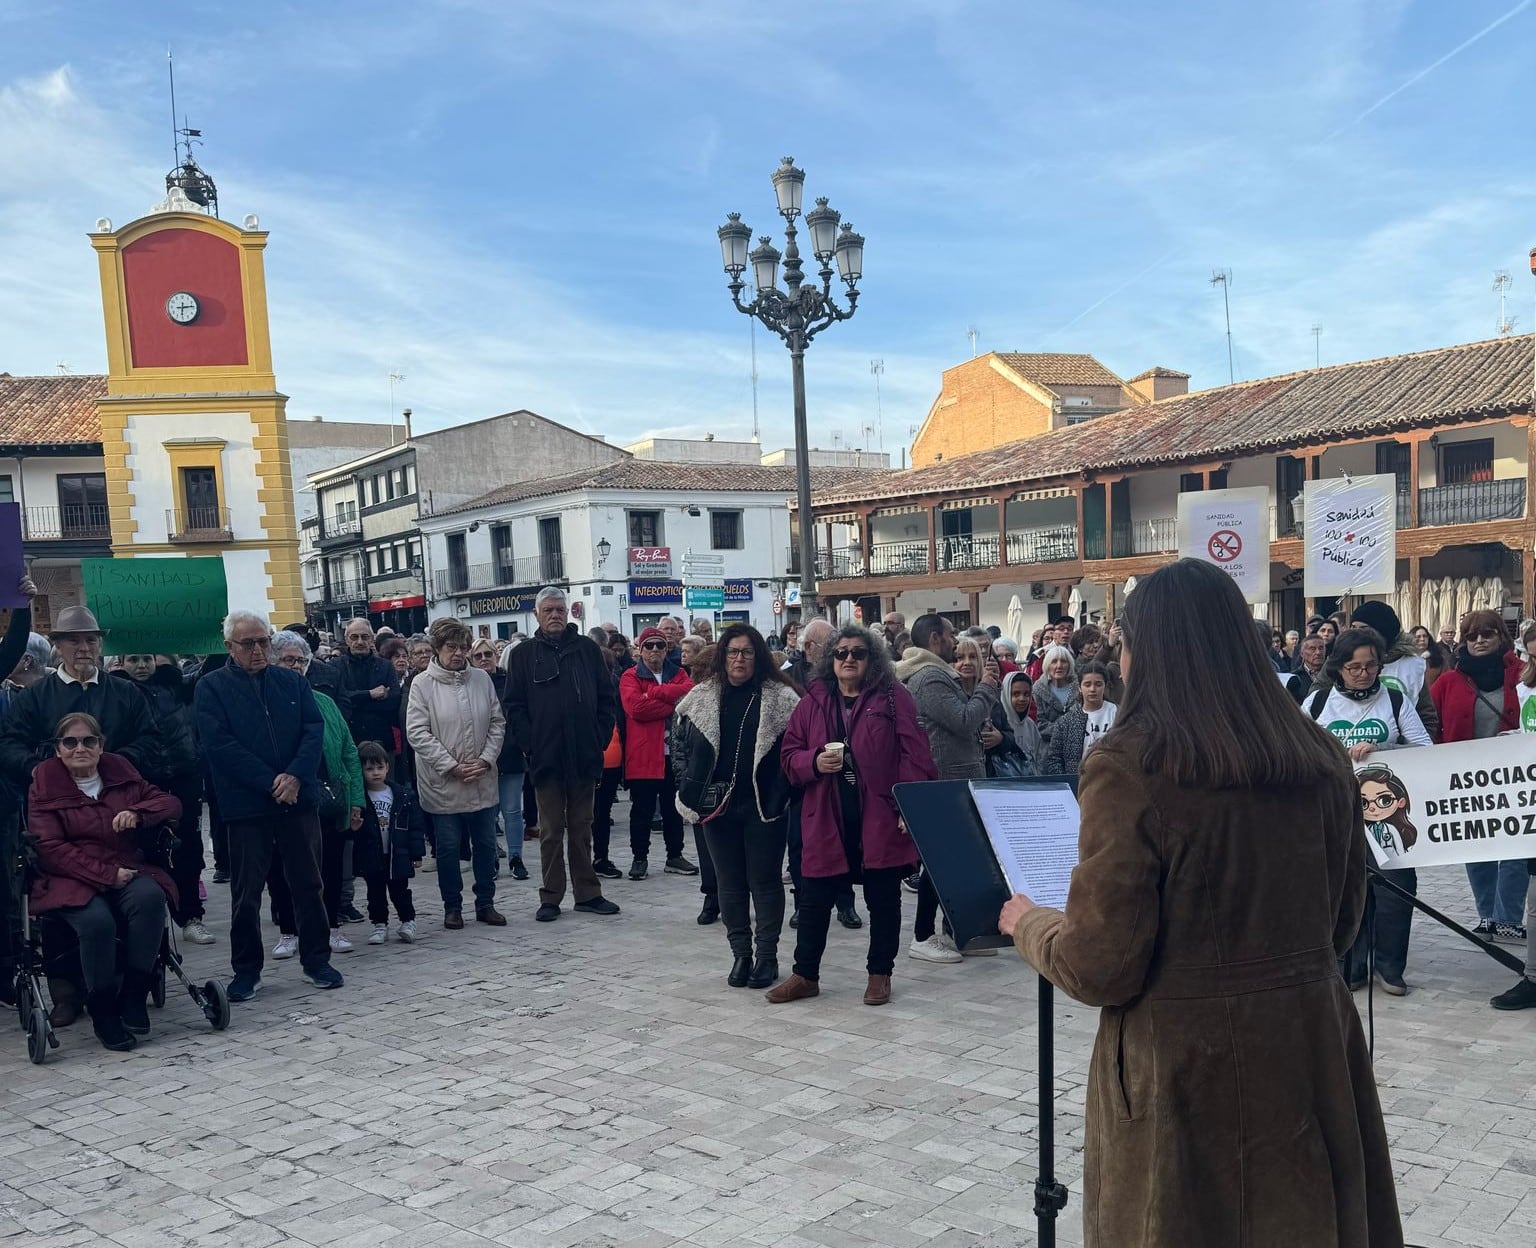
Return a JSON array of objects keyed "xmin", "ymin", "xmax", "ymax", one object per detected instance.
[
  {"xmin": 816, "ymin": 335, "xmax": 1536, "ymax": 507},
  {"xmin": 443, "ymin": 460, "xmax": 875, "ymax": 515},
  {"xmin": 0, "ymin": 373, "xmax": 106, "ymax": 447},
  {"xmin": 1129, "ymin": 365, "xmax": 1190, "ymax": 381},
  {"xmin": 994, "ymin": 353, "xmax": 1126, "ymax": 390}
]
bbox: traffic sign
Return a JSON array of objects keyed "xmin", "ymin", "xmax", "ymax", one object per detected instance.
[
  {"xmin": 685, "ymin": 586, "xmax": 725, "ymax": 610},
  {"xmin": 772, "ymin": 598, "xmax": 783, "ymax": 615}
]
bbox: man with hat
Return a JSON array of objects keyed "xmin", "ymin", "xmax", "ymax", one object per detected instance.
[
  {"xmin": 618, "ymin": 626, "xmax": 695, "ymax": 880},
  {"xmin": 1350, "ymin": 599, "xmax": 1440, "ymax": 739}
]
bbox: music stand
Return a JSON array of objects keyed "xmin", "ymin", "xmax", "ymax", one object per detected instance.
[{"xmin": 894, "ymin": 777, "xmax": 1076, "ymax": 1247}]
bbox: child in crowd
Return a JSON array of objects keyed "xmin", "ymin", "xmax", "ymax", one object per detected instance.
[{"xmin": 356, "ymin": 741, "xmax": 427, "ymax": 945}]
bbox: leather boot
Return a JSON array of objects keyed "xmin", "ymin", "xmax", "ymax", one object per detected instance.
[
  {"xmin": 727, "ymin": 955, "xmax": 752, "ymax": 988},
  {"xmin": 765, "ymin": 973, "xmax": 819, "ymax": 1004},
  {"xmin": 47, "ymin": 975, "xmax": 81, "ymax": 1027},
  {"xmin": 119, "ymin": 969, "xmax": 154, "ymax": 1036},
  {"xmin": 747, "ymin": 956, "xmax": 779, "ymax": 990},
  {"xmin": 87, "ymin": 992, "xmax": 136, "ymax": 1052},
  {"xmin": 863, "ymin": 974, "xmax": 892, "ymax": 1006}
]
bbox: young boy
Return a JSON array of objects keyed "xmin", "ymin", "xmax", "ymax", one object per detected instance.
[{"xmin": 356, "ymin": 741, "xmax": 427, "ymax": 944}]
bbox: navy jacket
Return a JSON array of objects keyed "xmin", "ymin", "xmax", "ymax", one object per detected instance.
[
  {"xmin": 504, "ymin": 624, "xmax": 617, "ymax": 788},
  {"xmin": 194, "ymin": 663, "xmax": 325, "ymax": 821},
  {"xmin": 330, "ymin": 652, "xmax": 402, "ymax": 748},
  {"xmin": 357, "ymin": 780, "xmax": 428, "ymax": 881}
]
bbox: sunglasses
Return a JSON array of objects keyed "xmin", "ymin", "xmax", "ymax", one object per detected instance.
[
  {"xmin": 641, "ymin": 641, "xmax": 668, "ymax": 652},
  {"xmin": 833, "ymin": 647, "xmax": 869, "ymax": 662},
  {"xmin": 58, "ymin": 735, "xmax": 101, "ymax": 750},
  {"xmin": 1467, "ymin": 629, "xmax": 1501, "ymax": 642}
]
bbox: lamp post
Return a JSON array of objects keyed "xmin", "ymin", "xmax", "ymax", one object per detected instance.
[{"xmin": 717, "ymin": 157, "xmax": 864, "ymax": 610}]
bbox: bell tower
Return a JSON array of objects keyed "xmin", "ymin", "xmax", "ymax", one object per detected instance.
[{"xmin": 87, "ymin": 129, "xmax": 302, "ymax": 623}]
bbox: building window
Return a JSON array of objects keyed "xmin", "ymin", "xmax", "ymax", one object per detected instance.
[
  {"xmin": 1179, "ymin": 473, "xmax": 1203, "ymax": 493},
  {"xmin": 1441, "ymin": 438, "xmax": 1494, "ymax": 485},
  {"xmin": 539, "ymin": 516, "xmax": 564, "ymax": 580},
  {"xmin": 491, "ymin": 524, "xmax": 513, "ymax": 583},
  {"xmin": 628, "ymin": 510, "xmax": 662, "ymax": 547},
  {"xmin": 179, "ymin": 465, "xmax": 221, "ymax": 528},
  {"xmin": 1376, "ymin": 442, "xmax": 1411, "ymax": 494},
  {"xmin": 0, "ymin": 475, "xmax": 13, "ymax": 504},
  {"xmin": 710, "ymin": 509, "xmax": 743, "ymax": 550},
  {"xmin": 393, "ymin": 541, "xmax": 406, "ymax": 571},
  {"xmin": 403, "ymin": 463, "xmax": 416, "ymax": 496},
  {"xmin": 57, "ymin": 472, "xmax": 108, "ymax": 537},
  {"xmin": 447, "ymin": 532, "xmax": 469, "ymax": 593}
]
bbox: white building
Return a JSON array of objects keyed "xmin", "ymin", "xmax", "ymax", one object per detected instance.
[{"xmin": 419, "ymin": 460, "xmax": 865, "ymax": 639}]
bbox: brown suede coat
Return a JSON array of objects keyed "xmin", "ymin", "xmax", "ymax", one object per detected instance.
[{"xmin": 1014, "ymin": 738, "xmax": 1401, "ymax": 1247}]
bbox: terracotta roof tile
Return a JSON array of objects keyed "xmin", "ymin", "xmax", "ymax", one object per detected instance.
[
  {"xmin": 994, "ymin": 352, "xmax": 1126, "ymax": 389},
  {"xmin": 443, "ymin": 460, "xmax": 875, "ymax": 515},
  {"xmin": 0, "ymin": 373, "xmax": 106, "ymax": 447},
  {"xmin": 816, "ymin": 335, "xmax": 1536, "ymax": 507},
  {"xmin": 1129, "ymin": 365, "xmax": 1190, "ymax": 381}
]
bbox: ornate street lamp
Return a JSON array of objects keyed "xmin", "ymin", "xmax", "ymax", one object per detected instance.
[{"xmin": 717, "ymin": 157, "xmax": 863, "ymax": 608}]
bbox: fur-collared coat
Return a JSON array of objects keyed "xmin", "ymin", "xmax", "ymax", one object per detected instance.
[{"xmin": 670, "ymin": 678, "xmax": 799, "ymax": 823}]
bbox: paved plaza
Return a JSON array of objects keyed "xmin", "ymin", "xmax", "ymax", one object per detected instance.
[{"xmin": 3, "ymin": 820, "xmax": 1536, "ymax": 1247}]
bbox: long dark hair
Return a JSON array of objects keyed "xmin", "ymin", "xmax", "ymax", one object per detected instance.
[
  {"xmin": 811, "ymin": 624, "xmax": 896, "ymax": 690},
  {"xmin": 1117, "ymin": 559, "xmax": 1341, "ymax": 787},
  {"xmin": 1324, "ymin": 626, "xmax": 1385, "ymax": 691},
  {"xmin": 707, "ymin": 623, "xmax": 791, "ymax": 690}
]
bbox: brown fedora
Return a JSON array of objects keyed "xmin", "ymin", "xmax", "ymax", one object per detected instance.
[{"xmin": 47, "ymin": 605, "xmax": 106, "ymax": 640}]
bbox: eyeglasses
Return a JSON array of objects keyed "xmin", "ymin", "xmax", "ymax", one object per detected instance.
[
  {"xmin": 440, "ymin": 641, "xmax": 469, "ymax": 653},
  {"xmin": 641, "ymin": 641, "xmax": 668, "ymax": 652},
  {"xmin": 57, "ymin": 735, "xmax": 101, "ymax": 750},
  {"xmin": 1341, "ymin": 661, "xmax": 1380, "ymax": 676},
  {"xmin": 1360, "ymin": 793, "xmax": 1398, "ymax": 812},
  {"xmin": 725, "ymin": 647, "xmax": 755, "ymax": 660},
  {"xmin": 1467, "ymin": 629, "xmax": 1500, "ymax": 642},
  {"xmin": 833, "ymin": 647, "xmax": 869, "ymax": 662},
  {"xmin": 231, "ymin": 637, "xmax": 272, "ymax": 651}
]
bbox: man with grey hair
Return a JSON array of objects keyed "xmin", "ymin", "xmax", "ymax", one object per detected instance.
[
  {"xmin": 196, "ymin": 609, "xmax": 340, "ymax": 1000},
  {"xmin": 504, "ymin": 588, "xmax": 620, "ymax": 922}
]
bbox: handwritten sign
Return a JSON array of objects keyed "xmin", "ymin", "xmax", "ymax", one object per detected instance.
[
  {"xmin": 82, "ymin": 557, "xmax": 229, "ymax": 657},
  {"xmin": 1176, "ymin": 486, "xmax": 1269, "ymax": 604},
  {"xmin": 1303, "ymin": 474, "xmax": 1396, "ymax": 595}
]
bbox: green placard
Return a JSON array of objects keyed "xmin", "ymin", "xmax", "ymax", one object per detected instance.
[
  {"xmin": 685, "ymin": 586, "xmax": 725, "ymax": 610},
  {"xmin": 82, "ymin": 557, "xmax": 230, "ymax": 657}
]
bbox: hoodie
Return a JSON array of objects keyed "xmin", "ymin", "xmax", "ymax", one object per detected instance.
[
  {"xmin": 895, "ymin": 647, "xmax": 997, "ymax": 780},
  {"xmin": 1000, "ymin": 671, "xmax": 1044, "ymax": 774}
]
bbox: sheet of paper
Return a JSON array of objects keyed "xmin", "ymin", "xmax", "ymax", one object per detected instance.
[{"xmin": 968, "ymin": 781, "xmax": 1081, "ymax": 910}]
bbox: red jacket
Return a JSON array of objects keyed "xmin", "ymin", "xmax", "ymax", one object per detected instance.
[
  {"xmin": 619, "ymin": 665, "xmax": 693, "ymax": 781},
  {"xmin": 27, "ymin": 752, "xmax": 182, "ymax": 914},
  {"xmin": 1431, "ymin": 650, "xmax": 1520, "ymax": 744}
]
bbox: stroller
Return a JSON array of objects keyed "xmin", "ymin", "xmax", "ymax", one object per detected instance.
[{"xmin": 11, "ymin": 820, "xmax": 229, "ymax": 1063}]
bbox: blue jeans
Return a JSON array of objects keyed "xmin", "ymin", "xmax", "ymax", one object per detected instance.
[
  {"xmin": 434, "ymin": 807, "xmax": 499, "ymax": 911},
  {"xmin": 1466, "ymin": 860, "xmax": 1528, "ymax": 925},
  {"xmin": 497, "ymin": 773, "xmax": 525, "ymax": 859}
]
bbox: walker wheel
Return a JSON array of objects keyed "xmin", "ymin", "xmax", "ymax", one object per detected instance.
[
  {"xmin": 25, "ymin": 1010, "xmax": 47, "ymax": 1064},
  {"xmin": 14, "ymin": 978, "xmax": 30, "ymax": 1032},
  {"xmin": 203, "ymin": 979, "xmax": 230, "ymax": 1031},
  {"xmin": 151, "ymin": 963, "xmax": 167, "ymax": 1009}
]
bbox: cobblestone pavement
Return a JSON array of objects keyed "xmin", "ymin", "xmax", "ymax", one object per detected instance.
[{"xmin": 2, "ymin": 821, "xmax": 1534, "ymax": 1247}]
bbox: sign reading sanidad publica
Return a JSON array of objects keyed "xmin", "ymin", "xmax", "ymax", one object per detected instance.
[
  {"xmin": 1303, "ymin": 474, "xmax": 1396, "ymax": 596},
  {"xmin": 1176, "ymin": 486, "xmax": 1269, "ymax": 605},
  {"xmin": 83, "ymin": 556, "xmax": 229, "ymax": 656}
]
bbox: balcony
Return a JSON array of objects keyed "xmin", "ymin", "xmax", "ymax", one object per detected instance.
[
  {"xmin": 325, "ymin": 578, "xmax": 365, "ymax": 604},
  {"xmin": 24, "ymin": 504, "xmax": 110, "ymax": 541},
  {"xmin": 938, "ymin": 535, "xmax": 998, "ymax": 572},
  {"xmin": 1417, "ymin": 479, "xmax": 1525, "ymax": 526},
  {"xmin": 1006, "ymin": 524, "xmax": 1078, "ymax": 564},
  {"xmin": 433, "ymin": 553, "xmax": 566, "ymax": 597},
  {"xmin": 321, "ymin": 512, "xmax": 361, "ymax": 542},
  {"xmin": 1114, "ymin": 516, "xmax": 1177, "ymax": 556},
  {"xmin": 869, "ymin": 540, "xmax": 931, "ymax": 576},
  {"xmin": 166, "ymin": 506, "xmax": 232, "ymax": 544}
]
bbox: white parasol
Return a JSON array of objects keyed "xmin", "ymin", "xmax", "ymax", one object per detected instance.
[
  {"xmin": 1067, "ymin": 584, "xmax": 1084, "ymax": 623},
  {"xmin": 1483, "ymin": 577, "xmax": 1507, "ymax": 612},
  {"xmin": 1454, "ymin": 577, "xmax": 1475, "ymax": 629},
  {"xmin": 1006, "ymin": 595, "xmax": 1026, "ymax": 646},
  {"xmin": 1123, "ymin": 576, "xmax": 1138, "ymax": 597},
  {"xmin": 1437, "ymin": 577, "xmax": 1456, "ymax": 636},
  {"xmin": 1396, "ymin": 582, "xmax": 1417, "ymax": 629}
]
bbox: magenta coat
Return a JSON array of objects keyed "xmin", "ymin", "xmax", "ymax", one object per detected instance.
[
  {"xmin": 27, "ymin": 753, "xmax": 182, "ymax": 914},
  {"xmin": 781, "ymin": 676, "xmax": 937, "ymax": 879}
]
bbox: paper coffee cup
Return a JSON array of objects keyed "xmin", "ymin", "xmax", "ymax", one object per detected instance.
[{"xmin": 823, "ymin": 741, "xmax": 846, "ymax": 765}]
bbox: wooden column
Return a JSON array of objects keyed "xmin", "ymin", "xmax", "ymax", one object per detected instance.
[
  {"xmin": 1074, "ymin": 486, "xmax": 1085, "ymax": 559},
  {"xmin": 1407, "ymin": 436, "xmax": 1421, "ymax": 528},
  {"xmin": 1104, "ymin": 477, "xmax": 1117, "ymax": 560},
  {"xmin": 1408, "ymin": 555, "xmax": 1422, "ymax": 630},
  {"xmin": 1105, "ymin": 582, "xmax": 1118, "ymax": 625},
  {"xmin": 995, "ymin": 497, "xmax": 1009, "ymax": 569},
  {"xmin": 858, "ymin": 505, "xmax": 874, "ymax": 576},
  {"xmin": 926, "ymin": 504, "xmax": 938, "ymax": 576},
  {"xmin": 967, "ymin": 589, "xmax": 981, "ymax": 627}
]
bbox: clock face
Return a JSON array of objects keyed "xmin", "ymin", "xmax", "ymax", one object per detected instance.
[{"xmin": 166, "ymin": 292, "xmax": 200, "ymax": 324}]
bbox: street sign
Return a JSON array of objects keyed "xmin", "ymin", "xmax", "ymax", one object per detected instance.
[
  {"xmin": 772, "ymin": 598, "xmax": 784, "ymax": 615},
  {"xmin": 685, "ymin": 586, "xmax": 725, "ymax": 610}
]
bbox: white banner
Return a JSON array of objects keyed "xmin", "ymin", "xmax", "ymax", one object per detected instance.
[
  {"xmin": 1176, "ymin": 486, "xmax": 1270, "ymax": 605},
  {"xmin": 1353, "ymin": 733, "xmax": 1536, "ymax": 869},
  {"xmin": 1303, "ymin": 474, "xmax": 1397, "ymax": 595}
]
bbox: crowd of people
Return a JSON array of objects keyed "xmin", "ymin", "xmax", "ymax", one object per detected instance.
[{"xmin": 3, "ymin": 568, "xmax": 1532, "ymax": 1055}]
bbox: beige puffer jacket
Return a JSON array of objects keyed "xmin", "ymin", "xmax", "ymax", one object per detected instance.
[{"xmin": 404, "ymin": 660, "xmax": 506, "ymax": 814}]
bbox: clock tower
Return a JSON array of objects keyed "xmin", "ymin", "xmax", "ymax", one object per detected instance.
[{"xmin": 88, "ymin": 178, "xmax": 303, "ymax": 624}]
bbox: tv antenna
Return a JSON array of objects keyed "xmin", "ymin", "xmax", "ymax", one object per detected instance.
[
  {"xmin": 163, "ymin": 50, "xmax": 219, "ymax": 215},
  {"xmin": 1311, "ymin": 324, "xmax": 1322, "ymax": 368},
  {"xmin": 1210, "ymin": 270, "xmax": 1234, "ymax": 383},
  {"xmin": 966, "ymin": 326, "xmax": 979, "ymax": 358},
  {"xmin": 1495, "ymin": 270, "xmax": 1517, "ymax": 336},
  {"xmin": 870, "ymin": 359, "xmax": 884, "ymax": 450}
]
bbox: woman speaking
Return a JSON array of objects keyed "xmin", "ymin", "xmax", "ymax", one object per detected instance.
[{"xmin": 999, "ymin": 559, "xmax": 1399, "ymax": 1246}]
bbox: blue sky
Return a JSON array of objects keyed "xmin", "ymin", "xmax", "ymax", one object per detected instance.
[{"xmin": 2, "ymin": 0, "xmax": 1534, "ymax": 458}]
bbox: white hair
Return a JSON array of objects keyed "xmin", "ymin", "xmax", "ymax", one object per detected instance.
[
  {"xmin": 992, "ymin": 637, "xmax": 1018, "ymax": 658},
  {"xmin": 535, "ymin": 586, "xmax": 566, "ymax": 608},
  {"xmin": 223, "ymin": 609, "xmax": 272, "ymax": 642},
  {"xmin": 271, "ymin": 630, "xmax": 312, "ymax": 663},
  {"xmin": 20, "ymin": 632, "xmax": 51, "ymax": 672},
  {"xmin": 1042, "ymin": 644, "xmax": 1074, "ymax": 670}
]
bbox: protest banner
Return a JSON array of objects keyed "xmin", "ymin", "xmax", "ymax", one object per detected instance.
[
  {"xmin": 82, "ymin": 556, "xmax": 229, "ymax": 656},
  {"xmin": 0, "ymin": 503, "xmax": 24, "ymax": 608},
  {"xmin": 1303, "ymin": 474, "xmax": 1396, "ymax": 595},
  {"xmin": 1176, "ymin": 485, "xmax": 1269, "ymax": 604},
  {"xmin": 1351, "ymin": 732, "xmax": 1536, "ymax": 869}
]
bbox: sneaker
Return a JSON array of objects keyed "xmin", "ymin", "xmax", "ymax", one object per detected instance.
[
  {"xmin": 272, "ymin": 933, "xmax": 299, "ymax": 960},
  {"xmin": 182, "ymin": 919, "xmax": 217, "ymax": 946},
  {"xmin": 339, "ymin": 905, "xmax": 365, "ymax": 925},
  {"xmin": 1373, "ymin": 970, "xmax": 1408, "ymax": 997},
  {"xmin": 593, "ymin": 859, "xmax": 623, "ymax": 880},
  {"xmin": 629, "ymin": 858, "xmax": 648, "ymax": 880},
  {"xmin": 962, "ymin": 945, "xmax": 999, "ymax": 957},
  {"xmin": 1472, "ymin": 919, "xmax": 1496, "ymax": 937},
  {"xmin": 902, "ymin": 872, "xmax": 922, "ymax": 894},
  {"xmin": 536, "ymin": 903, "xmax": 561, "ymax": 922},
  {"xmin": 789, "ymin": 907, "xmax": 799, "ymax": 929},
  {"xmin": 302, "ymin": 964, "xmax": 344, "ymax": 990},
  {"xmin": 1492, "ymin": 978, "xmax": 1536, "ymax": 1010},
  {"xmin": 510, "ymin": 857, "xmax": 530, "ymax": 881},
  {"xmin": 329, "ymin": 929, "xmax": 354, "ymax": 953},
  {"xmin": 907, "ymin": 935, "xmax": 964, "ymax": 964},
  {"xmin": 1495, "ymin": 923, "xmax": 1528, "ymax": 945},
  {"xmin": 574, "ymin": 897, "xmax": 621, "ymax": 916},
  {"xmin": 367, "ymin": 924, "xmax": 388, "ymax": 945},
  {"xmin": 421, "ymin": 856, "xmax": 438, "ymax": 873},
  {"xmin": 211, "ymin": 869, "xmax": 230, "ymax": 884},
  {"xmin": 397, "ymin": 920, "xmax": 416, "ymax": 944},
  {"xmin": 227, "ymin": 973, "xmax": 261, "ymax": 1002},
  {"xmin": 664, "ymin": 855, "xmax": 699, "ymax": 876}
]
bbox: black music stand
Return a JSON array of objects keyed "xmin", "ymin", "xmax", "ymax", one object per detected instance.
[{"xmin": 894, "ymin": 777, "xmax": 1076, "ymax": 1247}]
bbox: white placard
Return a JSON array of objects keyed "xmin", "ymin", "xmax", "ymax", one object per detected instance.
[
  {"xmin": 1303, "ymin": 474, "xmax": 1397, "ymax": 595},
  {"xmin": 968, "ymin": 780, "xmax": 1081, "ymax": 910},
  {"xmin": 1176, "ymin": 485, "xmax": 1270, "ymax": 605}
]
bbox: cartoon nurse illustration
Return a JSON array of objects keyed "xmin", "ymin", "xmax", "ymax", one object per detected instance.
[{"xmin": 1355, "ymin": 764, "xmax": 1416, "ymax": 862}]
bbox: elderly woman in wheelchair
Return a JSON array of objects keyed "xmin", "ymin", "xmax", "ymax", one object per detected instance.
[{"xmin": 27, "ymin": 712, "xmax": 180, "ymax": 1051}]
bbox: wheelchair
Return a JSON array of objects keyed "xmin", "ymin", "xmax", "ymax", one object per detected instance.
[{"xmin": 11, "ymin": 823, "xmax": 230, "ymax": 1064}]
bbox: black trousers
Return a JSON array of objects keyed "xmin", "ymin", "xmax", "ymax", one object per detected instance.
[
  {"xmin": 592, "ymin": 766, "xmax": 622, "ymax": 863},
  {"xmin": 365, "ymin": 873, "xmax": 415, "ymax": 924},
  {"xmin": 229, "ymin": 809, "xmax": 329, "ymax": 976},
  {"xmin": 206, "ymin": 782, "xmax": 229, "ymax": 874},
  {"xmin": 523, "ymin": 773, "xmax": 538, "ymax": 829},
  {"xmin": 56, "ymin": 875, "xmax": 166, "ymax": 993},
  {"xmin": 628, "ymin": 776, "xmax": 684, "ymax": 860},
  {"xmin": 786, "ymin": 803, "xmax": 853, "ymax": 911},
  {"xmin": 703, "ymin": 812, "xmax": 787, "ymax": 958},
  {"xmin": 1341, "ymin": 867, "xmax": 1416, "ymax": 983},
  {"xmin": 913, "ymin": 871, "xmax": 951, "ymax": 942},
  {"xmin": 793, "ymin": 866, "xmax": 905, "ymax": 981},
  {"xmin": 0, "ymin": 810, "xmax": 18, "ymax": 985},
  {"xmin": 321, "ymin": 825, "xmax": 348, "ymax": 928},
  {"xmin": 693, "ymin": 824, "xmax": 717, "ymax": 902},
  {"xmin": 168, "ymin": 773, "xmax": 205, "ymax": 924}
]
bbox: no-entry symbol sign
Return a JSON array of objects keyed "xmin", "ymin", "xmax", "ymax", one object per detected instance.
[{"xmin": 1207, "ymin": 529, "xmax": 1242, "ymax": 562}]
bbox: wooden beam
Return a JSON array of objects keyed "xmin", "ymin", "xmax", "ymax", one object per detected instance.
[
  {"xmin": 926, "ymin": 504, "xmax": 938, "ymax": 577},
  {"xmin": 995, "ymin": 498, "xmax": 1009, "ymax": 569},
  {"xmin": 1407, "ymin": 439, "xmax": 1420, "ymax": 528}
]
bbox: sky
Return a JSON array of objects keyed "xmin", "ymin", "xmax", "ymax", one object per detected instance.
[{"xmin": 2, "ymin": 0, "xmax": 1535, "ymax": 460}]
